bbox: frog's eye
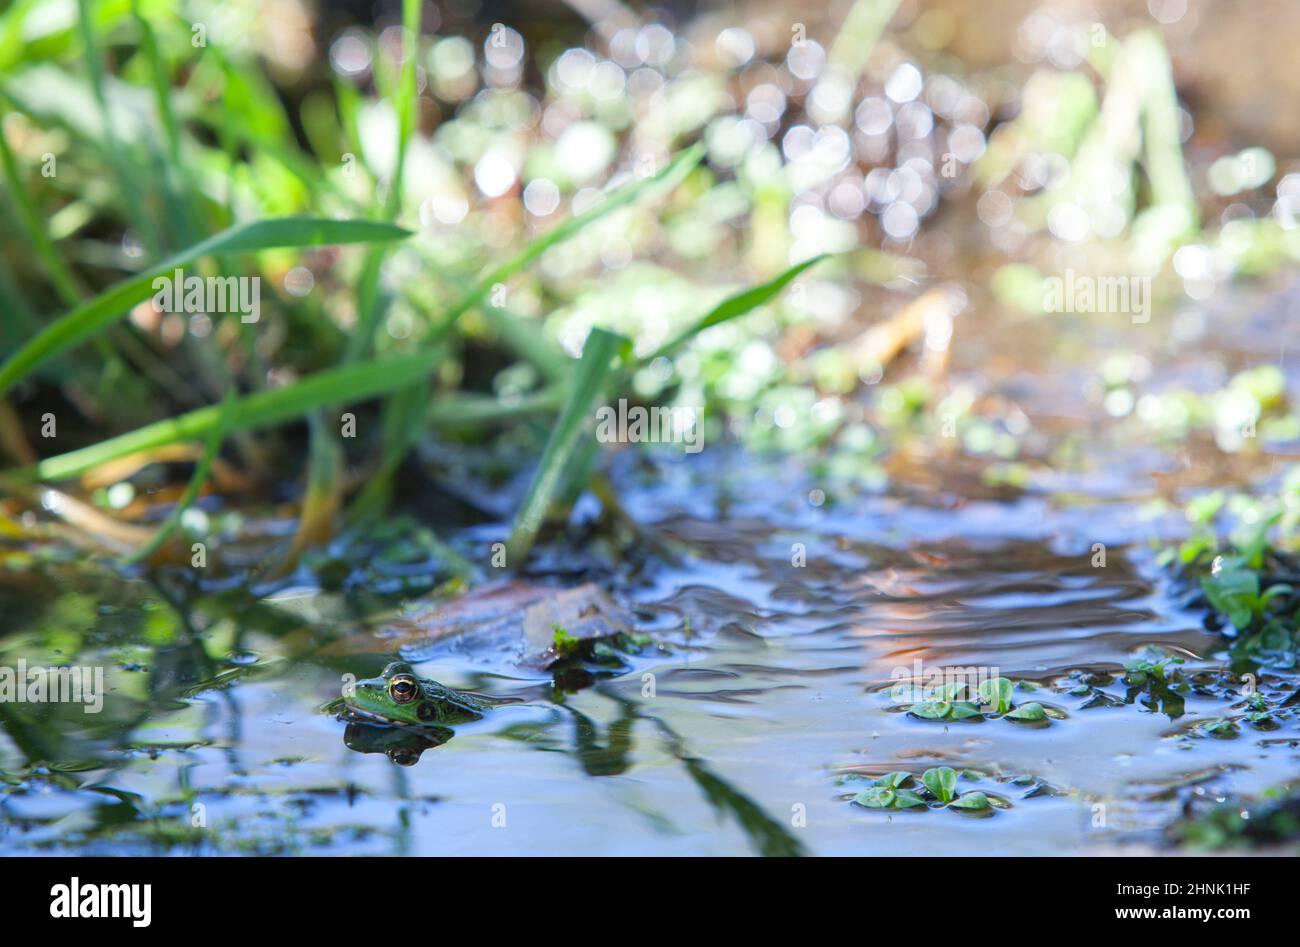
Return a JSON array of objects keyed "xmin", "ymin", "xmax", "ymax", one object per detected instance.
[{"xmin": 388, "ymin": 675, "xmax": 421, "ymax": 704}]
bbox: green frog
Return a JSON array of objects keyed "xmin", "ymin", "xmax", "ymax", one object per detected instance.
[
  {"xmin": 333, "ymin": 661, "xmax": 631, "ymax": 768},
  {"xmin": 326, "ymin": 584, "xmax": 655, "ymax": 761},
  {"xmin": 338, "ymin": 661, "xmax": 501, "ymax": 728}
]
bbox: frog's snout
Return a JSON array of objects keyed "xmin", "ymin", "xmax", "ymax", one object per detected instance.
[{"xmin": 350, "ymin": 679, "xmax": 383, "ymax": 702}]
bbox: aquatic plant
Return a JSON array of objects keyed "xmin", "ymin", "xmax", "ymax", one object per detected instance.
[
  {"xmin": 907, "ymin": 681, "xmax": 984, "ymax": 721},
  {"xmin": 1004, "ymin": 702, "xmax": 1047, "ymax": 722},
  {"xmin": 902, "ymin": 677, "xmax": 1062, "ymax": 725},
  {"xmin": 843, "ymin": 768, "xmax": 1000, "ymax": 813},
  {"xmin": 1172, "ymin": 783, "xmax": 1300, "ymax": 851}
]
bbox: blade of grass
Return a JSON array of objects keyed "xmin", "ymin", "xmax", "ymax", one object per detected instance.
[
  {"xmin": 267, "ymin": 411, "xmax": 344, "ymax": 580},
  {"xmin": 506, "ymin": 327, "xmax": 626, "ymax": 566},
  {"xmin": 14, "ymin": 348, "xmax": 442, "ymax": 483},
  {"xmin": 129, "ymin": 0, "xmax": 181, "ymax": 166},
  {"xmin": 0, "ymin": 111, "xmax": 157, "ymax": 395},
  {"xmin": 77, "ymin": 0, "xmax": 160, "ymax": 254},
  {"xmin": 123, "ymin": 389, "xmax": 237, "ymax": 566},
  {"xmin": 1131, "ymin": 29, "xmax": 1196, "ymax": 220},
  {"xmin": 345, "ymin": 378, "xmax": 430, "ymax": 523},
  {"xmin": 338, "ymin": 0, "xmax": 424, "ymax": 523},
  {"xmin": 427, "ymin": 386, "xmax": 565, "ymax": 428},
  {"xmin": 345, "ymin": 0, "xmax": 420, "ymax": 363},
  {"xmin": 0, "ymin": 126, "xmax": 82, "ymax": 305},
  {"xmin": 0, "ymin": 216, "xmax": 412, "ymax": 398},
  {"xmin": 431, "ymin": 143, "xmax": 706, "ymax": 338},
  {"xmin": 828, "ymin": 0, "xmax": 901, "ymax": 84},
  {"xmin": 408, "ymin": 255, "xmax": 571, "ymax": 382},
  {"xmin": 643, "ymin": 254, "xmax": 830, "ymax": 365},
  {"xmin": 350, "ymin": 144, "xmax": 704, "ymax": 522}
]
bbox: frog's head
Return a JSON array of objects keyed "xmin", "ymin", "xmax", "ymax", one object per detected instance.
[{"xmin": 343, "ymin": 662, "xmax": 487, "ymax": 728}]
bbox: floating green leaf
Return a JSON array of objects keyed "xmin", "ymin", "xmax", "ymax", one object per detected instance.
[
  {"xmin": 978, "ymin": 677, "xmax": 1014, "ymax": 714},
  {"xmin": 922, "ymin": 767, "xmax": 958, "ymax": 804},
  {"xmin": 1006, "ymin": 702, "xmax": 1047, "ymax": 722},
  {"xmin": 949, "ymin": 791, "xmax": 991, "ymax": 811},
  {"xmin": 892, "ymin": 789, "xmax": 927, "ymax": 808},
  {"xmin": 876, "ymin": 771, "xmax": 910, "ymax": 789},
  {"xmin": 910, "ymin": 701, "xmax": 951, "ymax": 720},
  {"xmin": 854, "ymin": 787, "xmax": 895, "ymax": 808},
  {"xmin": 949, "ymin": 701, "xmax": 984, "ymax": 720}
]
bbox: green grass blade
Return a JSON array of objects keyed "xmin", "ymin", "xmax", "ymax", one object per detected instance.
[
  {"xmin": 828, "ymin": 0, "xmax": 901, "ymax": 83},
  {"xmin": 345, "ymin": 0, "xmax": 421, "ymax": 364},
  {"xmin": 644, "ymin": 254, "xmax": 830, "ymax": 364},
  {"xmin": 0, "ymin": 127, "xmax": 82, "ymax": 305},
  {"xmin": 506, "ymin": 328, "xmax": 626, "ymax": 566},
  {"xmin": 0, "ymin": 114, "xmax": 145, "ymax": 386},
  {"xmin": 122, "ymin": 389, "xmax": 237, "ymax": 566},
  {"xmin": 433, "ymin": 143, "xmax": 706, "ymax": 336},
  {"xmin": 345, "ymin": 379, "xmax": 430, "ymax": 524},
  {"xmin": 77, "ymin": 0, "xmax": 159, "ymax": 254},
  {"xmin": 130, "ymin": 0, "xmax": 181, "ymax": 167},
  {"xmin": 17, "ymin": 349, "xmax": 441, "ymax": 483},
  {"xmin": 426, "ymin": 387, "xmax": 565, "ymax": 428},
  {"xmin": 1131, "ymin": 29, "xmax": 1197, "ymax": 221},
  {"xmin": 409, "ymin": 255, "xmax": 571, "ymax": 382},
  {"xmin": 0, "ymin": 217, "xmax": 412, "ymax": 398}
]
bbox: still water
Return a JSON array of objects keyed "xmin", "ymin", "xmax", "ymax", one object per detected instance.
[
  {"xmin": 3, "ymin": 284, "xmax": 1298, "ymax": 855},
  {"xmin": 2, "ymin": 450, "xmax": 1295, "ymax": 856}
]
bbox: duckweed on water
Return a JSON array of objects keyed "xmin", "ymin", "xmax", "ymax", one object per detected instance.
[
  {"xmin": 901, "ymin": 678, "xmax": 1065, "ymax": 726},
  {"xmin": 842, "ymin": 768, "xmax": 1012, "ymax": 815}
]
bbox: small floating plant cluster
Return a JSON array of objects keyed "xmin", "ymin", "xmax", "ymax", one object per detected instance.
[
  {"xmin": 1169, "ymin": 496, "xmax": 1300, "ymax": 671},
  {"xmin": 841, "ymin": 768, "xmax": 1007, "ymax": 814},
  {"xmin": 839, "ymin": 766, "xmax": 1063, "ymax": 817},
  {"xmin": 892, "ymin": 677, "xmax": 1066, "ymax": 725},
  {"xmin": 1050, "ymin": 650, "xmax": 1300, "ymax": 737},
  {"xmin": 868, "ymin": 649, "xmax": 1299, "ymax": 840},
  {"xmin": 1051, "ymin": 654, "xmax": 1192, "ymax": 718}
]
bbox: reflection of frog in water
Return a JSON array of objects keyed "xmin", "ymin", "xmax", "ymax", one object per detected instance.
[{"xmin": 342, "ymin": 720, "xmax": 450, "ymax": 766}]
